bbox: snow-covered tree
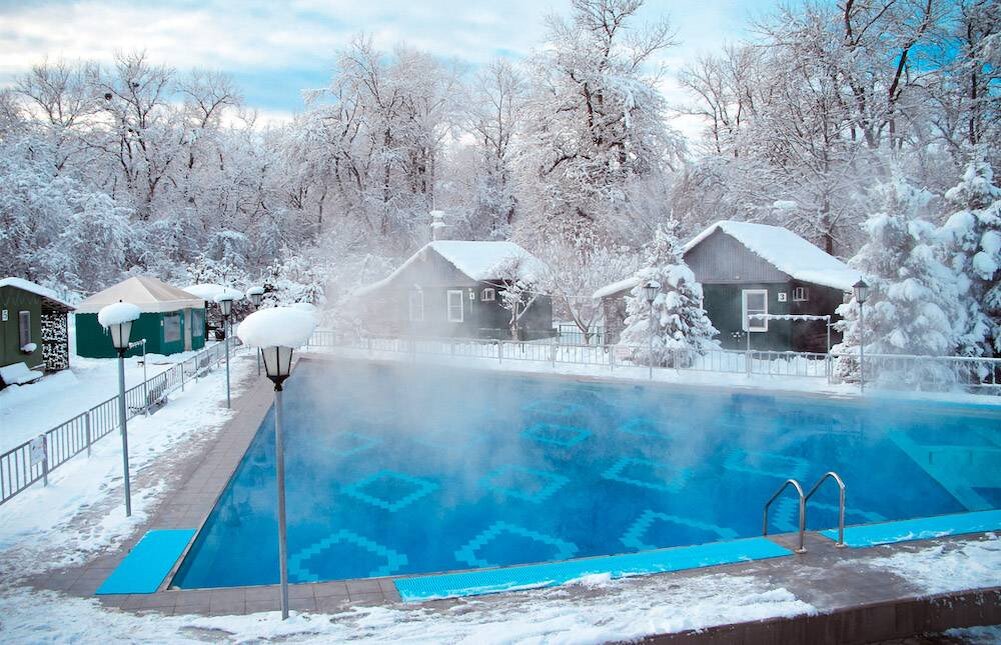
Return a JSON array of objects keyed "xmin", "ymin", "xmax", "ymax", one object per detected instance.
[
  {"xmin": 619, "ymin": 224, "xmax": 718, "ymax": 367},
  {"xmin": 939, "ymin": 158, "xmax": 1001, "ymax": 357},
  {"xmin": 535, "ymin": 242, "xmax": 639, "ymax": 344},
  {"xmin": 834, "ymin": 177, "xmax": 964, "ymax": 388},
  {"xmin": 489, "ymin": 256, "xmax": 541, "ymax": 341},
  {"xmin": 517, "ymin": 0, "xmax": 684, "ymax": 249}
]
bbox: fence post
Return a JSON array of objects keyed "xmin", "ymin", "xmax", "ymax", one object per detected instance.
[
  {"xmin": 42, "ymin": 434, "xmax": 49, "ymax": 487},
  {"xmin": 551, "ymin": 341, "xmax": 556, "ymax": 367},
  {"xmin": 609, "ymin": 346, "xmax": 615, "ymax": 371},
  {"xmin": 85, "ymin": 412, "xmax": 92, "ymax": 457},
  {"xmin": 498, "ymin": 340, "xmax": 503, "ymax": 364}
]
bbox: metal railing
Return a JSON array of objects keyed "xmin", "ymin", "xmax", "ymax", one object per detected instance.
[
  {"xmin": 0, "ymin": 340, "xmax": 240, "ymax": 506},
  {"xmin": 805, "ymin": 472, "xmax": 846, "ymax": 547},
  {"xmin": 307, "ymin": 331, "xmax": 1001, "ymax": 394},
  {"xmin": 763, "ymin": 479, "xmax": 807, "ymax": 553}
]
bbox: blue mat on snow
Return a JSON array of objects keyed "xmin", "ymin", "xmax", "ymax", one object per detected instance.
[
  {"xmin": 394, "ymin": 536, "xmax": 790, "ymax": 602},
  {"xmin": 821, "ymin": 509, "xmax": 1001, "ymax": 548},
  {"xmin": 96, "ymin": 529, "xmax": 196, "ymax": 595}
]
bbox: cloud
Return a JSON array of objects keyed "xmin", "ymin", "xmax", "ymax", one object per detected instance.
[{"xmin": 0, "ymin": 0, "xmax": 782, "ymax": 128}]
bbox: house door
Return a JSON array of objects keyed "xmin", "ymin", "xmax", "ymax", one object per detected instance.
[
  {"xmin": 741, "ymin": 289, "xmax": 768, "ymax": 332},
  {"xmin": 183, "ymin": 309, "xmax": 192, "ymax": 351}
]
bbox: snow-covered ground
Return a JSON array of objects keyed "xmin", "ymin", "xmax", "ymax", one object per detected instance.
[{"xmin": 0, "ymin": 347, "xmax": 217, "ymax": 453}]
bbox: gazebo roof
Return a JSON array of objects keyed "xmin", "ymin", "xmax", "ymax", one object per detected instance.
[{"xmin": 75, "ymin": 276, "xmax": 205, "ymax": 314}]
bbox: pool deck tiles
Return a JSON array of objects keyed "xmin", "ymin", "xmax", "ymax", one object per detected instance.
[{"xmin": 18, "ymin": 354, "xmax": 1001, "ymax": 641}]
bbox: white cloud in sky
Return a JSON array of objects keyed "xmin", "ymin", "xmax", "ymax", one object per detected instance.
[{"xmin": 0, "ymin": 0, "xmax": 777, "ymax": 136}]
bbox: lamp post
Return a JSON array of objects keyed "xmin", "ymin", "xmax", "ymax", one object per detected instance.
[
  {"xmin": 102, "ymin": 301, "xmax": 140, "ymax": 518},
  {"xmin": 261, "ymin": 345, "xmax": 295, "ymax": 620},
  {"xmin": 642, "ymin": 281, "xmax": 661, "ymax": 380},
  {"xmin": 217, "ymin": 293, "xmax": 235, "ymax": 408},
  {"xmin": 853, "ymin": 279, "xmax": 870, "ymax": 393},
  {"xmin": 247, "ymin": 287, "xmax": 264, "ymax": 376}
]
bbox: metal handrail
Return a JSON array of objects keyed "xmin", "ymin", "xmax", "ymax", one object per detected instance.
[
  {"xmin": 805, "ymin": 471, "xmax": 846, "ymax": 547},
  {"xmin": 762, "ymin": 478, "xmax": 807, "ymax": 553}
]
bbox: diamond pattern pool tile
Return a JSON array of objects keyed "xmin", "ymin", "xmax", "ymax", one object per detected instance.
[
  {"xmin": 342, "ymin": 470, "xmax": 438, "ymax": 512},
  {"xmin": 723, "ymin": 450, "xmax": 809, "ymax": 480},
  {"xmin": 481, "ymin": 466, "xmax": 570, "ymax": 503},
  {"xmin": 601, "ymin": 457, "xmax": 691, "ymax": 493},
  {"xmin": 620, "ymin": 510, "xmax": 738, "ymax": 551},
  {"xmin": 455, "ymin": 521, "xmax": 579, "ymax": 569},
  {"xmin": 289, "ymin": 530, "xmax": 408, "ymax": 581},
  {"xmin": 522, "ymin": 423, "xmax": 592, "ymax": 448}
]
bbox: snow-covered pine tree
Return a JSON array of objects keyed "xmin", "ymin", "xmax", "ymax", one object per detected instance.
[
  {"xmin": 939, "ymin": 158, "xmax": 1001, "ymax": 359},
  {"xmin": 619, "ymin": 224, "xmax": 718, "ymax": 367},
  {"xmin": 834, "ymin": 176, "xmax": 963, "ymax": 388}
]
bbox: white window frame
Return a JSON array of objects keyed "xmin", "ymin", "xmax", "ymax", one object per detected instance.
[
  {"xmin": 481, "ymin": 288, "xmax": 496, "ymax": 302},
  {"xmin": 446, "ymin": 289, "xmax": 464, "ymax": 323},
  {"xmin": 408, "ymin": 290, "xmax": 424, "ymax": 322},
  {"xmin": 741, "ymin": 289, "xmax": 768, "ymax": 332},
  {"xmin": 18, "ymin": 310, "xmax": 31, "ymax": 347},
  {"xmin": 792, "ymin": 286, "xmax": 809, "ymax": 302}
]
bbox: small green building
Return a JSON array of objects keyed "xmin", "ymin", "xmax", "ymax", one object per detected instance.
[
  {"xmin": 1, "ymin": 278, "xmax": 75, "ymax": 377},
  {"xmin": 75, "ymin": 276, "xmax": 207, "ymax": 358}
]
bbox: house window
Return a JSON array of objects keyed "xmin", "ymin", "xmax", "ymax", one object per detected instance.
[
  {"xmin": 163, "ymin": 313, "xmax": 182, "ymax": 343},
  {"xmin": 18, "ymin": 311, "xmax": 31, "ymax": 347},
  {"xmin": 793, "ymin": 286, "xmax": 809, "ymax": 302},
  {"xmin": 446, "ymin": 289, "xmax": 464, "ymax": 322},
  {"xmin": 191, "ymin": 309, "xmax": 204, "ymax": 337},
  {"xmin": 481, "ymin": 288, "xmax": 496, "ymax": 302},
  {"xmin": 408, "ymin": 290, "xmax": 424, "ymax": 322},
  {"xmin": 742, "ymin": 290, "xmax": 768, "ymax": 332}
]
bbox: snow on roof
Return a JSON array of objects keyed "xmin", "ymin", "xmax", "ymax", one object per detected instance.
[
  {"xmin": 354, "ymin": 241, "xmax": 548, "ymax": 297},
  {"xmin": 592, "ymin": 276, "xmax": 641, "ymax": 300},
  {"xmin": 182, "ymin": 283, "xmax": 226, "ymax": 301},
  {"xmin": 237, "ymin": 307, "xmax": 317, "ymax": 348},
  {"xmin": 592, "ymin": 220, "xmax": 860, "ymax": 299},
  {"xmin": 0, "ymin": 278, "xmax": 75, "ymax": 310},
  {"xmin": 683, "ymin": 221, "xmax": 860, "ymax": 291},
  {"xmin": 76, "ymin": 276, "xmax": 205, "ymax": 314},
  {"xmin": 97, "ymin": 302, "xmax": 141, "ymax": 327}
]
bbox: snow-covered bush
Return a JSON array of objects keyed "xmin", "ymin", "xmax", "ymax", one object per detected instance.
[
  {"xmin": 939, "ymin": 159, "xmax": 1001, "ymax": 360},
  {"xmin": 619, "ymin": 224, "xmax": 718, "ymax": 367},
  {"xmin": 834, "ymin": 176, "xmax": 964, "ymax": 388}
]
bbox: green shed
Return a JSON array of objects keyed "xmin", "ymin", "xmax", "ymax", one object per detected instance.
[
  {"xmin": 75, "ymin": 276, "xmax": 207, "ymax": 358},
  {"xmin": 1, "ymin": 278, "xmax": 75, "ymax": 377}
]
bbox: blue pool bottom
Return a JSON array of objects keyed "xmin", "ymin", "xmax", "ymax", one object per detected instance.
[
  {"xmin": 97, "ymin": 529, "xmax": 196, "ymax": 595},
  {"xmin": 821, "ymin": 509, "xmax": 1001, "ymax": 548},
  {"xmin": 394, "ymin": 536, "xmax": 791, "ymax": 602}
]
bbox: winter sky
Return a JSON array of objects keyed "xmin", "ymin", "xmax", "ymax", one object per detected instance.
[{"xmin": 0, "ymin": 0, "xmax": 782, "ymax": 134}]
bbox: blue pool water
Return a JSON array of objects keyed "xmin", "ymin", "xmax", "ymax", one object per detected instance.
[{"xmin": 173, "ymin": 358, "xmax": 1001, "ymax": 589}]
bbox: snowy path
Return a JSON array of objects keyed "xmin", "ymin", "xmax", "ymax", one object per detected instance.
[{"xmin": 0, "ymin": 348, "xmax": 217, "ymax": 453}]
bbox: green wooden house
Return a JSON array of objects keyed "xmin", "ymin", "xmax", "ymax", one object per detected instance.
[
  {"xmin": 75, "ymin": 276, "xmax": 207, "ymax": 358},
  {"xmin": 594, "ymin": 221, "xmax": 860, "ymax": 353},
  {"xmin": 0, "ymin": 278, "xmax": 75, "ymax": 378}
]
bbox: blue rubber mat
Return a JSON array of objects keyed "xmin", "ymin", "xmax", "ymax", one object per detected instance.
[
  {"xmin": 821, "ymin": 509, "xmax": 1001, "ymax": 548},
  {"xmin": 96, "ymin": 529, "xmax": 196, "ymax": 595},
  {"xmin": 394, "ymin": 537, "xmax": 791, "ymax": 602}
]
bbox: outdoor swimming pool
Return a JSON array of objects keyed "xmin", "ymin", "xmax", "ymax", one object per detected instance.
[{"xmin": 172, "ymin": 358, "xmax": 1001, "ymax": 589}]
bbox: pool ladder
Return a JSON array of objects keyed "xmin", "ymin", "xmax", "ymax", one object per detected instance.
[{"xmin": 762, "ymin": 471, "xmax": 846, "ymax": 554}]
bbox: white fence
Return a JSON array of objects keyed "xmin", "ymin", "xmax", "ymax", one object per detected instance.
[
  {"xmin": 307, "ymin": 331, "xmax": 1001, "ymax": 393},
  {"xmin": 0, "ymin": 341, "xmax": 241, "ymax": 506}
]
